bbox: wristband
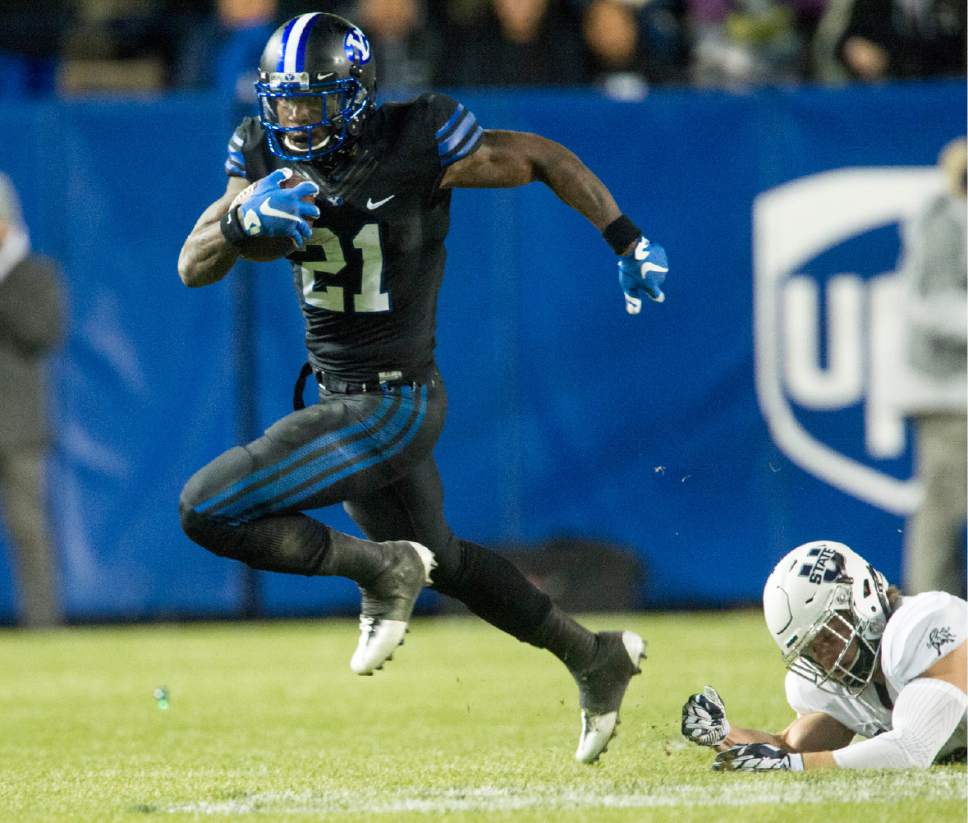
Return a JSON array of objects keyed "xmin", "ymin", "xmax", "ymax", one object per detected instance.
[
  {"xmin": 788, "ymin": 753, "xmax": 804, "ymax": 772},
  {"xmin": 219, "ymin": 206, "xmax": 247, "ymax": 248},
  {"xmin": 603, "ymin": 214, "xmax": 642, "ymax": 255}
]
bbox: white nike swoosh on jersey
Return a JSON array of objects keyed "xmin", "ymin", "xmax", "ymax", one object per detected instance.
[
  {"xmin": 366, "ymin": 194, "xmax": 396, "ymax": 210},
  {"xmin": 259, "ymin": 199, "xmax": 302, "ymax": 222}
]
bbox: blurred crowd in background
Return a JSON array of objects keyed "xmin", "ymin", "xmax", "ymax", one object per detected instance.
[{"xmin": 0, "ymin": 0, "xmax": 965, "ymax": 102}]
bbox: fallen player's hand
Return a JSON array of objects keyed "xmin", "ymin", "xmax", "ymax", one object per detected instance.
[
  {"xmin": 681, "ymin": 685, "xmax": 730, "ymax": 747},
  {"xmin": 232, "ymin": 168, "xmax": 320, "ymax": 247},
  {"xmin": 618, "ymin": 236, "xmax": 668, "ymax": 314},
  {"xmin": 712, "ymin": 743, "xmax": 804, "ymax": 772}
]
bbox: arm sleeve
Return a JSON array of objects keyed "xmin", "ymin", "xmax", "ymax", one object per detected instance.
[{"xmin": 832, "ymin": 678, "xmax": 967, "ymax": 769}]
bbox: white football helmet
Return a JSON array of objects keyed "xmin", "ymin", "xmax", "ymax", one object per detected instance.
[{"xmin": 763, "ymin": 540, "xmax": 891, "ymax": 696}]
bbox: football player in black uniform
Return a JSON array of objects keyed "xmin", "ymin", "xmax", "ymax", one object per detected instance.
[{"xmin": 177, "ymin": 12, "xmax": 669, "ymax": 764}]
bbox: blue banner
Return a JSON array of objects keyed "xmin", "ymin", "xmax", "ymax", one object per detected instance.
[{"xmin": 0, "ymin": 81, "xmax": 962, "ymax": 619}]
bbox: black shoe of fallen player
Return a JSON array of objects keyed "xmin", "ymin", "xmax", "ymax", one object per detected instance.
[
  {"xmin": 350, "ymin": 541, "xmax": 436, "ymax": 675},
  {"xmin": 573, "ymin": 631, "xmax": 647, "ymax": 763}
]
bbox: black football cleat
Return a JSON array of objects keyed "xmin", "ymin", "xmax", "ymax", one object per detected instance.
[
  {"xmin": 573, "ymin": 631, "xmax": 647, "ymax": 763},
  {"xmin": 350, "ymin": 541, "xmax": 435, "ymax": 675}
]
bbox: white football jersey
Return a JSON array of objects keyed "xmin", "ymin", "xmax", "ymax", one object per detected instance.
[{"xmin": 785, "ymin": 591, "xmax": 967, "ymax": 757}]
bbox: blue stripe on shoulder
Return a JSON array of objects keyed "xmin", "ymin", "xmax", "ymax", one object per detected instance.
[
  {"xmin": 225, "ymin": 145, "xmax": 246, "ymax": 175},
  {"xmin": 434, "ymin": 103, "xmax": 465, "ymax": 140},
  {"xmin": 437, "ymin": 111, "xmax": 477, "ymax": 158},
  {"xmin": 440, "ymin": 124, "xmax": 483, "ymax": 167}
]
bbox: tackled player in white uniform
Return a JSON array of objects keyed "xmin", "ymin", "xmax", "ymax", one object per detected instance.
[{"xmin": 681, "ymin": 541, "xmax": 967, "ymax": 770}]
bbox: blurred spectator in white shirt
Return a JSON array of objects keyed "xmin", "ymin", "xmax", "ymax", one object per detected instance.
[{"xmin": 897, "ymin": 138, "xmax": 967, "ymax": 596}]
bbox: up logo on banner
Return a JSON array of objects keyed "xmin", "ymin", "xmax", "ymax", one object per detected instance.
[{"xmin": 754, "ymin": 168, "xmax": 942, "ymax": 515}]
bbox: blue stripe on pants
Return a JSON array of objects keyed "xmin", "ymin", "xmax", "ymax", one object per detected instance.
[
  {"xmin": 220, "ymin": 390, "xmax": 419, "ymax": 520},
  {"xmin": 244, "ymin": 386, "xmax": 429, "ymax": 518},
  {"xmin": 196, "ymin": 393, "xmax": 397, "ymax": 515}
]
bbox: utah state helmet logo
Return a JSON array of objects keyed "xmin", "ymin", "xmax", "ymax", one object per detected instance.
[{"xmin": 797, "ymin": 546, "xmax": 843, "ymax": 584}]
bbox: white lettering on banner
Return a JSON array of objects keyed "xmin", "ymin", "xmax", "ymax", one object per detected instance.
[
  {"xmin": 754, "ymin": 167, "xmax": 943, "ymax": 515},
  {"xmin": 867, "ymin": 273, "xmax": 908, "ymax": 459},
  {"xmin": 783, "ymin": 274, "xmax": 864, "ymax": 409}
]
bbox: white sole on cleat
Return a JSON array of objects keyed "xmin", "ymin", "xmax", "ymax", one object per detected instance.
[
  {"xmin": 349, "ymin": 542, "xmax": 436, "ymax": 676},
  {"xmin": 575, "ymin": 710, "xmax": 618, "ymax": 764},
  {"xmin": 574, "ymin": 631, "xmax": 647, "ymax": 763},
  {"xmin": 350, "ymin": 618, "xmax": 408, "ymax": 675}
]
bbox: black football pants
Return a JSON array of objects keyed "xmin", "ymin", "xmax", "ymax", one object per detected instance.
[{"xmin": 179, "ymin": 372, "xmax": 552, "ymax": 642}]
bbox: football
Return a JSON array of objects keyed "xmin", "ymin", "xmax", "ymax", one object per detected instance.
[{"xmin": 237, "ymin": 171, "xmax": 316, "ymax": 262}]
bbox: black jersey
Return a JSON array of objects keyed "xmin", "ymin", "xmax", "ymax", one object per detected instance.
[{"xmin": 225, "ymin": 94, "xmax": 483, "ymax": 382}]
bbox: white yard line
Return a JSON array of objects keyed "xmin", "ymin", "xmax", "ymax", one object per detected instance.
[{"xmin": 167, "ymin": 772, "xmax": 967, "ymax": 816}]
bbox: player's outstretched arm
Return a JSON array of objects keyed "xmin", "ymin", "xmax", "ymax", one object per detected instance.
[
  {"xmin": 681, "ymin": 687, "xmax": 852, "ymax": 753},
  {"xmin": 716, "ymin": 643, "xmax": 968, "ymax": 771},
  {"xmin": 178, "ymin": 177, "xmax": 250, "ymax": 288},
  {"xmin": 440, "ymin": 130, "xmax": 668, "ymax": 313},
  {"xmin": 439, "ymin": 130, "xmax": 622, "ymax": 231},
  {"xmin": 711, "ymin": 712, "xmax": 853, "ymax": 772},
  {"xmin": 775, "ymin": 713, "xmax": 855, "ymax": 753}
]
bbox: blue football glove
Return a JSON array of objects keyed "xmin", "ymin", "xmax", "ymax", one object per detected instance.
[
  {"xmin": 681, "ymin": 686, "xmax": 731, "ymax": 747},
  {"xmin": 618, "ymin": 236, "xmax": 668, "ymax": 315},
  {"xmin": 713, "ymin": 743, "xmax": 804, "ymax": 773},
  {"xmin": 232, "ymin": 168, "xmax": 320, "ymax": 247}
]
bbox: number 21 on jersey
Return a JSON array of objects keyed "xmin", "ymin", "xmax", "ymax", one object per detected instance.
[{"xmin": 300, "ymin": 224, "xmax": 388, "ymax": 313}]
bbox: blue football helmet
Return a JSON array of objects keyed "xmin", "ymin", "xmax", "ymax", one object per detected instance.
[{"xmin": 255, "ymin": 12, "xmax": 377, "ymax": 162}]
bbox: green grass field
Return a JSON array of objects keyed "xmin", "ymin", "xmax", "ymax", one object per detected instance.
[{"xmin": 0, "ymin": 611, "xmax": 964, "ymax": 822}]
